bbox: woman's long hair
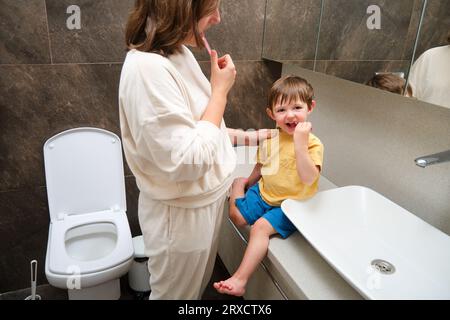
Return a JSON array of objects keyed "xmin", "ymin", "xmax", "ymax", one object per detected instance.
[{"xmin": 125, "ymin": 0, "xmax": 218, "ymax": 56}]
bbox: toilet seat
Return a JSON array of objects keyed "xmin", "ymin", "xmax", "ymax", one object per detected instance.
[{"xmin": 47, "ymin": 210, "xmax": 133, "ymax": 275}]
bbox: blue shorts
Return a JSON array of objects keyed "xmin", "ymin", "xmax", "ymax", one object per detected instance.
[{"xmin": 235, "ymin": 184, "xmax": 297, "ymax": 239}]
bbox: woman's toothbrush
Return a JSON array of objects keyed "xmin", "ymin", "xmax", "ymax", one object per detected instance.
[
  {"xmin": 202, "ymin": 35, "xmax": 226, "ymax": 69},
  {"xmin": 202, "ymin": 35, "xmax": 212, "ymax": 56}
]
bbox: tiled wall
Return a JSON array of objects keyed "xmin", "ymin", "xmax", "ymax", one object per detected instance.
[
  {"xmin": 0, "ymin": 0, "xmax": 278, "ymax": 293},
  {"xmin": 264, "ymin": 0, "xmax": 449, "ymax": 84},
  {"xmin": 413, "ymin": 0, "xmax": 450, "ymax": 59}
]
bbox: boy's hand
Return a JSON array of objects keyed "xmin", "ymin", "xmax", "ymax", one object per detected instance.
[{"xmin": 294, "ymin": 122, "xmax": 312, "ymax": 148}]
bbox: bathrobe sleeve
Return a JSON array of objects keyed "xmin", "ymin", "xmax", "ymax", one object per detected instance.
[
  {"xmin": 408, "ymin": 53, "xmax": 427, "ymax": 100},
  {"xmin": 130, "ymin": 58, "xmax": 223, "ymax": 182}
]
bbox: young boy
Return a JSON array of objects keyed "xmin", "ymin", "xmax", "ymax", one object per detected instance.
[{"xmin": 214, "ymin": 75, "xmax": 324, "ymax": 296}]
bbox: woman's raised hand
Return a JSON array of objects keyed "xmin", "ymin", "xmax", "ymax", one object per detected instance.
[
  {"xmin": 201, "ymin": 50, "xmax": 236, "ymax": 127},
  {"xmin": 210, "ymin": 50, "xmax": 236, "ymax": 97}
]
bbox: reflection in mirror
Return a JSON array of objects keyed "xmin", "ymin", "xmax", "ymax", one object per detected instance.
[
  {"xmin": 263, "ymin": 0, "xmax": 322, "ymax": 68},
  {"xmin": 366, "ymin": 73, "xmax": 413, "ymax": 97},
  {"xmin": 263, "ymin": 0, "xmax": 422, "ymax": 87},
  {"xmin": 406, "ymin": 0, "xmax": 450, "ymax": 109}
]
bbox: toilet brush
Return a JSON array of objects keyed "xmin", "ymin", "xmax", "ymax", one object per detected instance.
[{"xmin": 25, "ymin": 260, "xmax": 41, "ymax": 300}]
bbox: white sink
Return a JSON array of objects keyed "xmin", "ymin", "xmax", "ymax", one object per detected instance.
[{"xmin": 281, "ymin": 185, "xmax": 450, "ymax": 300}]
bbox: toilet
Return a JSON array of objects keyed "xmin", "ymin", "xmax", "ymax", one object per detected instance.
[{"xmin": 43, "ymin": 127, "xmax": 134, "ymax": 300}]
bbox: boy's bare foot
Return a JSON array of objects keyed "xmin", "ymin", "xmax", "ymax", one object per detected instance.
[{"xmin": 213, "ymin": 277, "xmax": 246, "ymax": 297}]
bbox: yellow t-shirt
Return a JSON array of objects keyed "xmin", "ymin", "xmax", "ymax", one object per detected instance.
[{"xmin": 257, "ymin": 130, "xmax": 324, "ymax": 206}]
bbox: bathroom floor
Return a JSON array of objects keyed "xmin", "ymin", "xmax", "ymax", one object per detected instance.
[{"xmin": 0, "ymin": 255, "xmax": 242, "ymax": 300}]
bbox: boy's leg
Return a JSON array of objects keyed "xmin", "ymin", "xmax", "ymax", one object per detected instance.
[
  {"xmin": 213, "ymin": 217, "xmax": 277, "ymax": 296},
  {"xmin": 228, "ymin": 177, "xmax": 248, "ymax": 227}
]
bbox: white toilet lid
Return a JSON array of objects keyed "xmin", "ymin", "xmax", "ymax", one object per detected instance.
[{"xmin": 43, "ymin": 127, "xmax": 126, "ymax": 221}]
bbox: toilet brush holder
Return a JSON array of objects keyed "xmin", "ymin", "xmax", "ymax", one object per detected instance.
[{"xmin": 25, "ymin": 260, "xmax": 41, "ymax": 300}]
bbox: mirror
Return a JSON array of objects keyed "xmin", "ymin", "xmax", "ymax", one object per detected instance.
[
  {"xmin": 405, "ymin": 0, "xmax": 450, "ymax": 109},
  {"xmin": 262, "ymin": 0, "xmax": 434, "ymax": 99}
]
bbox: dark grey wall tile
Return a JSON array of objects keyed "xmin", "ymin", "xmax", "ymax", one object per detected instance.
[
  {"xmin": 315, "ymin": 60, "xmax": 410, "ymax": 84},
  {"xmin": 0, "ymin": 64, "xmax": 123, "ymax": 190},
  {"xmin": 318, "ymin": 0, "xmax": 414, "ymax": 60},
  {"xmin": 194, "ymin": 0, "xmax": 266, "ymax": 62},
  {"xmin": 414, "ymin": 0, "xmax": 450, "ymax": 59},
  {"xmin": 0, "ymin": 187, "xmax": 49, "ymax": 292},
  {"xmin": 0, "ymin": 0, "xmax": 50, "ymax": 64},
  {"xmin": 199, "ymin": 60, "xmax": 281, "ymax": 130},
  {"xmin": 46, "ymin": 0, "xmax": 134, "ymax": 63},
  {"xmin": 280, "ymin": 60, "xmax": 315, "ymax": 71},
  {"xmin": 401, "ymin": 0, "xmax": 424, "ymax": 61},
  {"xmin": 263, "ymin": 0, "xmax": 321, "ymax": 61}
]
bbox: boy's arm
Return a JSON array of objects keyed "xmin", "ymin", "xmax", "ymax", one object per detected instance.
[
  {"xmin": 294, "ymin": 122, "xmax": 320, "ymax": 186},
  {"xmin": 247, "ymin": 163, "xmax": 262, "ymax": 188}
]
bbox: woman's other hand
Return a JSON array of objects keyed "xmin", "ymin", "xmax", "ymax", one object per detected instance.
[{"xmin": 247, "ymin": 129, "xmax": 278, "ymax": 146}]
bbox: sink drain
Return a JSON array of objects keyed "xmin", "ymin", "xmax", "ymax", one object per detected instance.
[{"xmin": 371, "ymin": 259, "xmax": 395, "ymax": 274}]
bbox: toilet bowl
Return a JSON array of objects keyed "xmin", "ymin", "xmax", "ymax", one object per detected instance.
[{"xmin": 43, "ymin": 127, "xmax": 134, "ymax": 300}]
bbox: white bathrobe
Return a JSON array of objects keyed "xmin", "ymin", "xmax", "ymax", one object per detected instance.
[
  {"xmin": 409, "ymin": 45, "xmax": 450, "ymax": 109},
  {"xmin": 118, "ymin": 46, "xmax": 236, "ymax": 299}
]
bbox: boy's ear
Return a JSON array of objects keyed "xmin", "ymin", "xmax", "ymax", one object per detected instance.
[
  {"xmin": 308, "ymin": 100, "xmax": 316, "ymax": 114},
  {"xmin": 266, "ymin": 107, "xmax": 275, "ymax": 120}
]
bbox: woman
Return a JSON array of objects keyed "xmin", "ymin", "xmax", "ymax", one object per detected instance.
[
  {"xmin": 119, "ymin": 0, "xmax": 271, "ymax": 299},
  {"xmin": 408, "ymin": 31, "xmax": 450, "ymax": 109}
]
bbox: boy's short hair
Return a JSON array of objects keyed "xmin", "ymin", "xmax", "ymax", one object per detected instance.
[
  {"xmin": 366, "ymin": 73, "xmax": 413, "ymax": 96},
  {"xmin": 268, "ymin": 75, "xmax": 314, "ymax": 110}
]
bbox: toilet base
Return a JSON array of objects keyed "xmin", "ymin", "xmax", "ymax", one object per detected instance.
[{"xmin": 68, "ymin": 278, "xmax": 121, "ymax": 300}]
